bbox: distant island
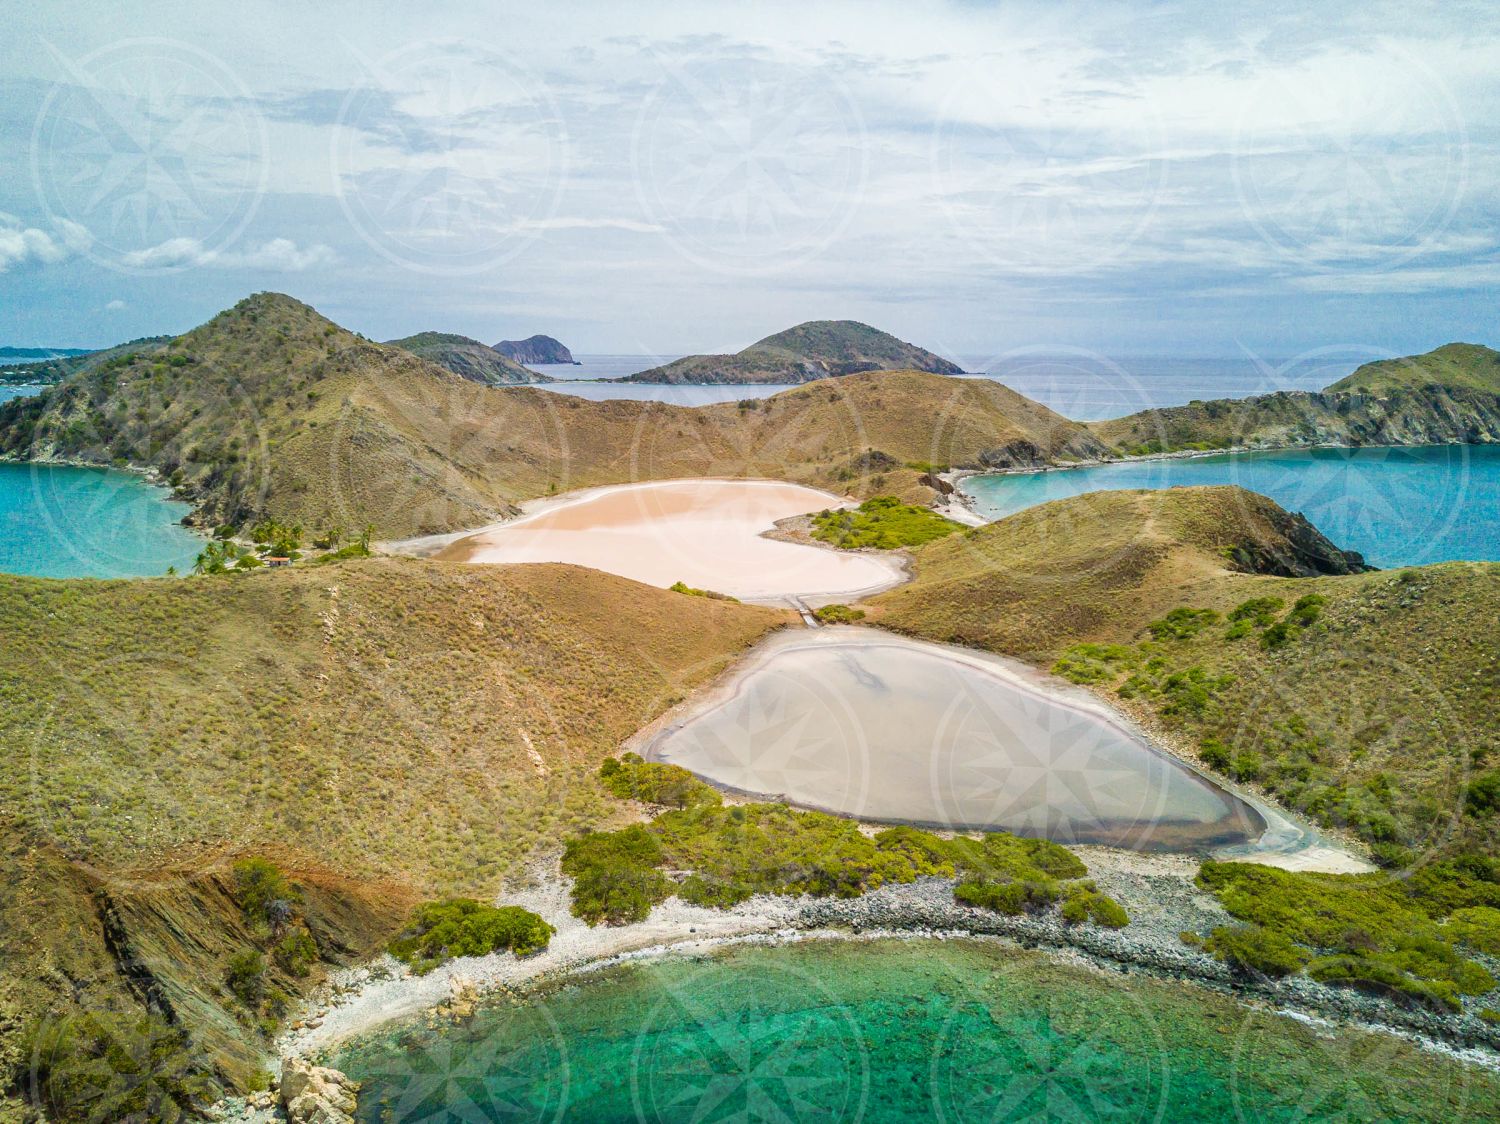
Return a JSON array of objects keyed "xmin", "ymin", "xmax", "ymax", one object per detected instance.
[
  {"xmin": 385, "ymin": 332, "xmax": 555, "ymax": 385},
  {"xmin": 616, "ymin": 319, "xmax": 964, "ymax": 384},
  {"xmin": 0, "ymin": 346, "xmax": 91, "ymax": 361},
  {"xmin": 494, "ymin": 334, "xmax": 578, "ymax": 365}
]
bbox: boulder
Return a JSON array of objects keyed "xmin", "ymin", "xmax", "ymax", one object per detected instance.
[{"xmin": 281, "ymin": 1056, "xmax": 359, "ymax": 1124}]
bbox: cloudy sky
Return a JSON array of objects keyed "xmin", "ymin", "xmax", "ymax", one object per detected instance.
[{"xmin": 1, "ymin": 0, "xmax": 1496, "ymax": 359}]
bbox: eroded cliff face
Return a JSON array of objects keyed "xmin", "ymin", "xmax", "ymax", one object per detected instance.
[
  {"xmin": 0, "ymin": 834, "xmax": 406, "ymax": 1111},
  {"xmin": 1094, "ymin": 385, "xmax": 1500, "ymax": 454}
]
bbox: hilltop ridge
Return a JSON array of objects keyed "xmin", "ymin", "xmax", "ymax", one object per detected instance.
[
  {"xmin": 0, "ymin": 295, "xmax": 1100, "ymax": 537},
  {"xmin": 618, "ymin": 319, "xmax": 963, "ymax": 384},
  {"xmin": 385, "ymin": 331, "xmax": 553, "ymax": 385},
  {"xmin": 1096, "ymin": 342, "xmax": 1500, "ymax": 454}
]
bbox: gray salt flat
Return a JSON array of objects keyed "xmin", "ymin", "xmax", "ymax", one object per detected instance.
[{"xmin": 645, "ymin": 630, "xmax": 1264, "ymax": 851}]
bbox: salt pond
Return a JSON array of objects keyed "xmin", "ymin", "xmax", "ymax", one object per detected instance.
[
  {"xmin": 638, "ymin": 627, "xmax": 1264, "ymax": 851},
  {"xmin": 438, "ymin": 478, "xmax": 904, "ymax": 604}
]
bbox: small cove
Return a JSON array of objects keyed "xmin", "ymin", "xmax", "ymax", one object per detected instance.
[
  {"xmin": 0, "ymin": 460, "xmax": 202, "ymax": 579},
  {"xmin": 963, "ymin": 444, "xmax": 1500, "ymax": 568},
  {"xmin": 334, "ymin": 937, "xmax": 1494, "ymax": 1123}
]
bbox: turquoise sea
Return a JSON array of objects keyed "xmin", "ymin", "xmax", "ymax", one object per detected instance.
[
  {"xmin": 335, "ymin": 938, "xmax": 1492, "ymax": 1123},
  {"xmin": 0, "ymin": 461, "xmax": 202, "ymax": 579},
  {"xmin": 964, "ymin": 445, "xmax": 1500, "ymax": 569}
]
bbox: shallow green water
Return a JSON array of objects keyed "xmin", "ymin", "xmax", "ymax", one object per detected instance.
[
  {"xmin": 0, "ymin": 461, "xmax": 201, "ymax": 578},
  {"xmin": 336, "ymin": 939, "xmax": 1494, "ymax": 1122},
  {"xmin": 964, "ymin": 445, "xmax": 1500, "ymax": 569}
]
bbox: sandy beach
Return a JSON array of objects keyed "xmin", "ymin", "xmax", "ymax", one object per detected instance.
[{"xmin": 429, "ymin": 478, "xmax": 908, "ymax": 605}]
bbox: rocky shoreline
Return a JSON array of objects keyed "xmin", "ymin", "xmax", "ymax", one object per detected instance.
[{"xmin": 209, "ymin": 850, "xmax": 1499, "ymax": 1122}]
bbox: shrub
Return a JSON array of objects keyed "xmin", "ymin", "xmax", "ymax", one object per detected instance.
[
  {"xmin": 230, "ymin": 858, "xmax": 299, "ymax": 930},
  {"xmin": 225, "ymin": 949, "xmax": 267, "ymax": 1006},
  {"xmin": 1464, "ymin": 770, "xmax": 1500, "ymax": 817},
  {"xmin": 600, "ymin": 753, "xmax": 721, "ymax": 809},
  {"xmin": 274, "ymin": 927, "xmax": 319, "ymax": 977},
  {"xmin": 1060, "ymin": 882, "xmax": 1129, "ymax": 928},
  {"xmin": 1228, "ymin": 597, "xmax": 1284, "ymax": 627},
  {"xmin": 810, "ymin": 496, "xmax": 962, "ymax": 551},
  {"xmin": 1052, "ymin": 643, "xmax": 1135, "ymax": 685},
  {"xmin": 562, "ymin": 826, "xmax": 672, "ymax": 925},
  {"xmin": 389, "ymin": 899, "xmax": 555, "ymax": 970},
  {"xmin": 1199, "ymin": 738, "xmax": 1232, "ymax": 772},
  {"xmin": 1147, "ymin": 607, "xmax": 1220, "ymax": 641},
  {"xmin": 1205, "ymin": 924, "xmax": 1306, "ymax": 977},
  {"xmin": 1306, "ymin": 955, "xmax": 1460, "ymax": 1012},
  {"xmin": 668, "ymin": 580, "xmax": 738, "ymax": 602},
  {"xmin": 814, "ymin": 603, "xmax": 866, "ymax": 624}
]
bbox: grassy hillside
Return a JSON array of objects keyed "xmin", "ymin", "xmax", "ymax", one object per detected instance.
[
  {"xmin": 0, "ymin": 295, "xmax": 1104, "ymax": 538},
  {"xmin": 385, "ymin": 331, "xmax": 550, "ymax": 385},
  {"xmin": 0, "ymin": 558, "xmax": 784, "ymax": 1102},
  {"xmin": 620, "ymin": 319, "xmax": 963, "ymax": 383},
  {"xmin": 1094, "ymin": 342, "xmax": 1500, "ymax": 454},
  {"xmin": 1327, "ymin": 342, "xmax": 1500, "ymax": 394},
  {"xmin": 868, "ymin": 488, "xmax": 1499, "ymax": 868}
]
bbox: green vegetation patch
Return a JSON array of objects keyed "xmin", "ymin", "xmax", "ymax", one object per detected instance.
[
  {"xmin": 1193, "ymin": 861, "xmax": 1498, "ymax": 1010},
  {"xmin": 23, "ymin": 1010, "xmax": 213, "ymax": 1124},
  {"xmin": 390, "ymin": 899, "xmax": 555, "ymax": 972},
  {"xmin": 571, "ymin": 769, "xmax": 1125, "ymax": 930},
  {"xmin": 600, "ymin": 753, "xmax": 722, "ymax": 809},
  {"xmin": 814, "ymin": 603, "xmax": 866, "ymax": 624},
  {"xmin": 668, "ymin": 580, "xmax": 739, "ymax": 602},
  {"xmin": 811, "ymin": 496, "xmax": 962, "ymax": 550}
]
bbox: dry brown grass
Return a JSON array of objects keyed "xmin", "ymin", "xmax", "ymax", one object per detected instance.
[{"xmin": 0, "ymin": 294, "xmax": 1107, "ymax": 537}]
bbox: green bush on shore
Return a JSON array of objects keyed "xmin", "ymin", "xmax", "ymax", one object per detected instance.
[
  {"xmin": 1192, "ymin": 861, "xmax": 1497, "ymax": 1006},
  {"xmin": 562, "ymin": 799, "xmax": 1123, "ymax": 931},
  {"xmin": 389, "ymin": 898, "xmax": 555, "ymax": 972},
  {"xmin": 814, "ymin": 603, "xmax": 866, "ymax": 624},
  {"xmin": 811, "ymin": 496, "xmax": 962, "ymax": 551},
  {"xmin": 600, "ymin": 753, "xmax": 722, "ymax": 809}
]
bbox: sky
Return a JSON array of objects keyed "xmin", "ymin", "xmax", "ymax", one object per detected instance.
[{"xmin": 0, "ymin": 0, "xmax": 1496, "ymax": 361}]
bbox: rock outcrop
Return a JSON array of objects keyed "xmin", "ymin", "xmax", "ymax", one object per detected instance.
[
  {"xmin": 281, "ymin": 1057, "xmax": 359, "ymax": 1124},
  {"xmin": 494, "ymin": 334, "xmax": 577, "ymax": 364}
]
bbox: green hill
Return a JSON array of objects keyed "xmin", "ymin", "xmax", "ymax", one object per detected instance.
[
  {"xmin": 1095, "ymin": 343, "xmax": 1500, "ymax": 454},
  {"xmin": 619, "ymin": 319, "xmax": 964, "ymax": 384},
  {"xmin": 1327, "ymin": 342, "xmax": 1500, "ymax": 394},
  {"xmin": 868, "ymin": 487, "xmax": 1499, "ymax": 869},
  {"xmin": 0, "ymin": 557, "xmax": 785, "ymax": 1097},
  {"xmin": 385, "ymin": 331, "xmax": 550, "ymax": 385},
  {"xmin": 0, "ymin": 294, "xmax": 1102, "ymax": 537}
]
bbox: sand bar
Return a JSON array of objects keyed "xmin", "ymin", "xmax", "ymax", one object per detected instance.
[{"xmin": 434, "ymin": 478, "xmax": 906, "ymax": 604}]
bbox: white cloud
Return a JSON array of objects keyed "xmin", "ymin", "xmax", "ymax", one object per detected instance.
[
  {"xmin": 0, "ymin": 215, "xmax": 90, "ymax": 272},
  {"xmin": 105, "ymin": 299, "xmax": 126, "ymax": 310},
  {"xmin": 515, "ymin": 217, "xmax": 667, "ymax": 234},
  {"xmin": 120, "ymin": 237, "xmax": 336, "ymax": 271}
]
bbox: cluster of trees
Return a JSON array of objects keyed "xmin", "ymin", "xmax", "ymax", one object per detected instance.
[{"xmin": 569, "ymin": 760, "xmax": 1129, "ymax": 930}]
